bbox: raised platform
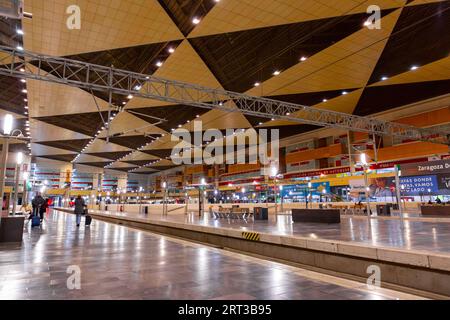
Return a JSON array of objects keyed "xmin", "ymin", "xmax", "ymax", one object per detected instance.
[{"xmin": 54, "ymin": 207, "xmax": 450, "ymax": 297}]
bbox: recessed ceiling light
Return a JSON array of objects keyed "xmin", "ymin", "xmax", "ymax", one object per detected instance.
[
  {"xmin": 258, "ymin": 122, "xmax": 263, "ymax": 125},
  {"xmin": 273, "ymin": 70, "xmax": 281, "ymax": 76},
  {"xmin": 20, "ymin": 79, "xmax": 26, "ymax": 83},
  {"xmin": 254, "ymin": 82, "xmax": 260, "ymax": 87},
  {"xmin": 155, "ymin": 61, "xmax": 163, "ymax": 67},
  {"xmin": 196, "ymin": 115, "xmax": 200, "ymax": 118},
  {"xmin": 363, "ymin": 20, "xmax": 371, "ymax": 27},
  {"xmin": 300, "ymin": 56, "xmax": 307, "ymax": 62},
  {"xmin": 122, "ymin": 102, "xmax": 126, "ymax": 105},
  {"xmin": 381, "ymin": 76, "xmax": 388, "ymax": 81},
  {"xmin": 410, "ymin": 65, "xmax": 419, "ymax": 71},
  {"xmin": 16, "ymin": 46, "xmax": 23, "ymax": 51},
  {"xmin": 342, "ymin": 91, "xmax": 348, "ymax": 95},
  {"xmin": 323, "ymin": 99, "xmax": 328, "ymax": 102},
  {"xmin": 19, "ymin": 68, "xmax": 25, "ymax": 72},
  {"xmin": 134, "ymin": 85, "xmax": 142, "ymax": 91},
  {"xmin": 286, "ymin": 112, "xmax": 290, "ymax": 116},
  {"xmin": 24, "ymin": 98, "xmax": 27, "ymax": 102},
  {"xmin": 17, "ymin": 29, "xmax": 24, "ymax": 35},
  {"xmin": 25, "ymin": 106, "xmax": 28, "ymax": 109},
  {"xmin": 22, "ymin": 89, "xmax": 27, "ymax": 93},
  {"xmin": 127, "ymin": 94, "xmax": 133, "ymax": 99},
  {"xmin": 192, "ymin": 17, "xmax": 201, "ymax": 24},
  {"xmin": 168, "ymin": 47, "xmax": 175, "ymax": 53}
]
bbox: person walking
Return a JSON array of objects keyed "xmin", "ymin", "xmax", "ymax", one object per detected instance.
[
  {"xmin": 39, "ymin": 198, "xmax": 48, "ymax": 221},
  {"xmin": 31, "ymin": 192, "xmax": 45, "ymax": 219},
  {"xmin": 74, "ymin": 195, "xmax": 85, "ymax": 227}
]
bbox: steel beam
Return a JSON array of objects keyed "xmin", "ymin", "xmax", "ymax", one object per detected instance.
[{"xmin": 0, "ymin": 45, "xmax": 446, "ymax": 140}]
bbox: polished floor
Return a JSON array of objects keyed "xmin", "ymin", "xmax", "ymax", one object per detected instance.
[
  {"xmin": 86, "ymin": 208, "xmax": 450, "ymax": 254},
  {"xmin": 0, "ymin": 211, "xmax": 423, "ymax": 300}
]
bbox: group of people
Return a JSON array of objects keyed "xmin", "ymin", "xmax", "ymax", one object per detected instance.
[{"xmin": 20, "ymin": 192, "xmax": 49, "ymax": 222}]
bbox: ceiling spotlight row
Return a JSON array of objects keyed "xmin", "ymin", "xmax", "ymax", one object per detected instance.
[{"xmin": 254, "ymin": 56, "xmax": 308, "ymax": 87}]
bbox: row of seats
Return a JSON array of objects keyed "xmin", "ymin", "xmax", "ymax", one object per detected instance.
[{"xmin": 210, "ymin": 207, "xmax": 252, "ymax": 220}]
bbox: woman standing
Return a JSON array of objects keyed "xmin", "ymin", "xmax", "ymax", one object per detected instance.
[{"xmin": 74, "ymin": 195, "xmax": 85, "ymax": 227}]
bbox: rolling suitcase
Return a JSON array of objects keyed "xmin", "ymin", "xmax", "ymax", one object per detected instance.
[
  {"xmin": 85, "ymin": 215, "xmax": 92, "ymax": 226},
  {"xmin": 31, "ymin": 215, "xmax": 41, "ymax": 227}
]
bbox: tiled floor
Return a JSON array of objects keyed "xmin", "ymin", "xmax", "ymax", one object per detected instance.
[
  {"xmin": 0, "ymin": 211, "xmax": 424, "ymax": 300},
  {"xmin": 86, "ymin": 208, "xmax": 450, "ymax": 254}
]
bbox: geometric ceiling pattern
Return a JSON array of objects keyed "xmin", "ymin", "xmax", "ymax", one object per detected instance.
[{"xmin": 0, "ymin": 0, "xmax": 449, "ymax": 175}]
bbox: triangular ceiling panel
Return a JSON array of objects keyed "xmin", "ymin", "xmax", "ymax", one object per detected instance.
[
  {"xmin": 30, "ymin": 120, "xmax": 91, "ymax": 141},
  {"xmin": 26, "ymin": 79, "xmax": 110, "ymax": 117},
  {"xmin": 190, "ymin": 10, "xmax": 397, "ymax": 93},
  {"xmin": 34, "ymin": 111, "xmax": 109, "ymax": 137},
  {"xmin": 128, "ymin": 105, "xmax": 210, "ymax": 132},
  {"xmin": 85, "ymin": 151, "xmax": 131, "ymax": 161},
  {"xmin": 0, "ymin": 75, "xmax": 27, "ymax": 115},
  {"xmin": 37, "ymin": 154, "xmax": 77, "ymax": 163},
  {"xmin": 23, "ymin": 0, "xmax": 184, "ymax": 56},
  {"xmin": 98, "ymin": 111, "xmax": 166, "ymax": 139},
  {"xmin": 83, "ymin": 139, "xmax": 131, "ymax": 153},
  {"xmin": 354, "ymin": 79, "xmax": 450, "ymax": 116},
  {"xmin": 367, "ymin": 2, "xmax": 450, "ymax": 85},
  {"xmin": 189, "ymin": 0, "xmax": 406, "ymax": 37},
  {"xmin": 101, "ymin": 135, "xmax": 160, "ymax": 150},
  {"xmin": 370, "ymin": 55, "xmax": 450, "ymax": 87},
  {"xmin": 34, "ymin": 139, "xmax": 91, "ymax": 153},
  {"xmin": 31, "ymin": 144, "xmax": 77, "ymax": 156},
  {"xmin": 247, "ymin": 8, "xmax": 402, "ymax": 97},
  {"xmin": 158, "ymin": 0, "xmax": 217, "ymax": 36}
]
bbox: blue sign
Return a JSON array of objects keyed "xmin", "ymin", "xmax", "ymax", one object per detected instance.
[
  {"xmin": 281, "ymin": 182, "xmax": 330, "ymax": 197},
  {"xmin": 400, "ymin": 175, "xmax": 438, "ymax": 195}
]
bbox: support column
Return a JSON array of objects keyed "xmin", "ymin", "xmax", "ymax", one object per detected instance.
[
  {"xmin": 0, "ymin": 138, "xmax": 9, "ymax": 213},
  {"xmin": 347, "ymin": 131, "xmax": 355, "ymax": 175}
]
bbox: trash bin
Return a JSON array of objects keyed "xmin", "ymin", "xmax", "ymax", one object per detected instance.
[
  {"xmin": 254, "ymin": 207, "xmax": 268, "ymax": 220},
  {"xmin": 105, "ymin": 205, "xmax": 108, "ymax": 211},
  {"xmin": 144, "ymin": 206, "xmax": 148, "ymax": 214},
  {"xmin": 376, "ymin": 204, "xmax": 391, "ymax": 216}
]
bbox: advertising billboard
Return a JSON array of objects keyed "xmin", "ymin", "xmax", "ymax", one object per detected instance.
[{"xmin": 400, "ymin": 175, "xmax": 439, "ymax": 196}]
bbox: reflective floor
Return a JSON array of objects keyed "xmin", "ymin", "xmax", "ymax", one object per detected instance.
[
  {"xmin": 0, "ymin": 211, "xmax": 423, "ymax": 300},
  {"xmin": 90, "ymin": 209, "xmax": 450, "ymax": 254}
]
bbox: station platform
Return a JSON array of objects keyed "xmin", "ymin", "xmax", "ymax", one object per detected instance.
[
  {"xmin": 0, "ymin": 210, "xmax": 424, "ymax": 300},
  {"xmin": 53, "ymin": 207, "xmax": 450, "ymax": 297}
]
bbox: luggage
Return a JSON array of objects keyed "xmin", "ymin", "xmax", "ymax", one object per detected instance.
[
  {"xmin": 85, "ymin": 215, "xmax": 92, "ymax": 226},
  {"xmin": 31, "ymin": 215, "xmax": 41, "ymax": 227}
]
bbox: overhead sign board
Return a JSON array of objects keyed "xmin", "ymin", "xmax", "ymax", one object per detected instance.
[{"xmin": 400, "ymin": 159, "xmax": 450, "ymax": 177}]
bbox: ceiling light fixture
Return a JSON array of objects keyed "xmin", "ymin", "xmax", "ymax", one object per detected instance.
[
  {"xmin": 323, "ymin": 99, "xmax": 328, "ymax": 102},
  {"xmin": 155, "ymin": 61, "xmax": 163, "ymax": 67},
  {"xmin": 16, "ymin": 46, "xmax": 23, "ymax": 51},
  {"xmin": 254, "ymin": 82, "xmax": 260, "ymax": 87},
  {"xmin": 192, "ymin": 17, "xmax": 201, "ymax": 24},
  {"xmin": 273, "ymin": 70, "xmax": 281, "ymax": 76},
  {"xmin": 410, "ymin": 65, "xmax": 419, "ymax": 71},
  {"xmin": 342, "ymin": 91, "xmax": 348, "ymax": 95},
  {"xmin": 17, "ymin": 29, "xmax": 24, "ymax": 35},
  {"xmin": 381, "ymin": 76, "xmax": 388, "ymax": 81},
  {"xmin": 168, "ymin": 47, "xmax": 175, "ymax": 53},
  {"xmin": 300, "ymin": 56, "xmax": 307, "ymax": 62}
]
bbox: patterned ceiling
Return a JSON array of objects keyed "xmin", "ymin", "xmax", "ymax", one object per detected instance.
[{"xmin": 0, "ymin": 0, "xmax": 449, "ymax": 174}]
